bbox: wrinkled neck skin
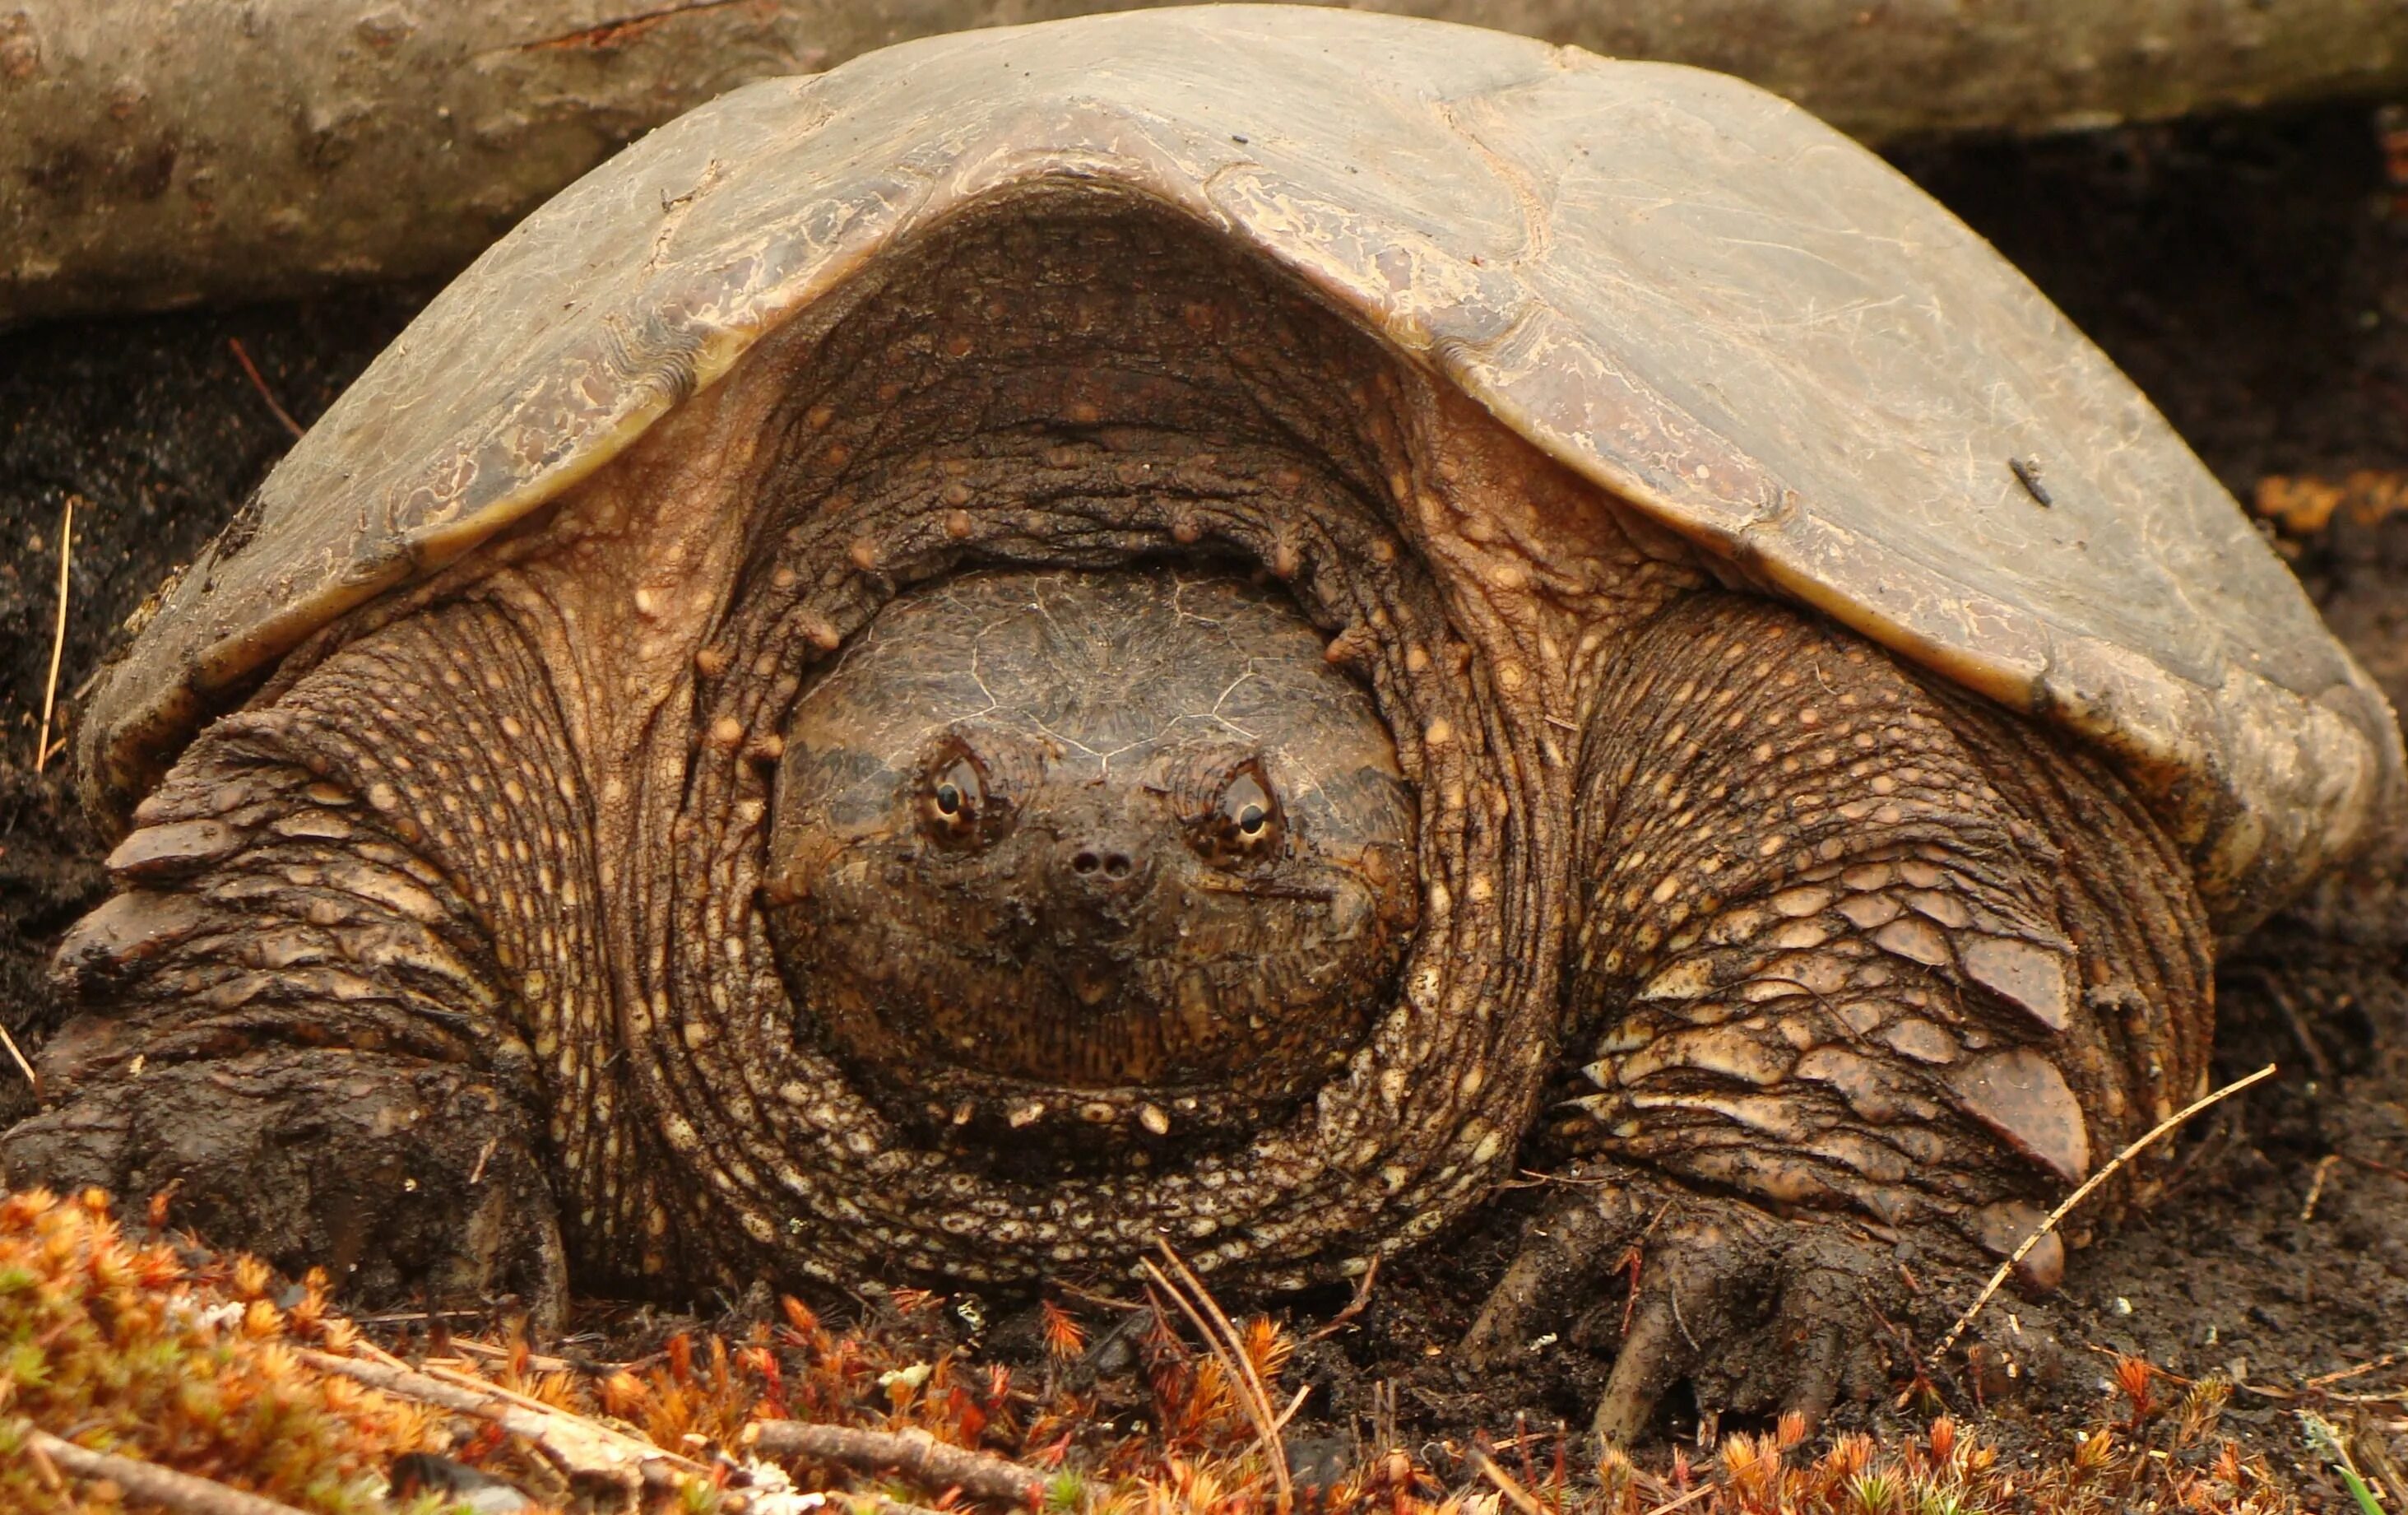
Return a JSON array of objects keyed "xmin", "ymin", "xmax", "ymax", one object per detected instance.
[{"xmin": 304, "ymin": 189, "xmax": 1707, "ymax": 1292}]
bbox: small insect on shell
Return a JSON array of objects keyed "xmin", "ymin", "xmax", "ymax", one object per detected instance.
[{"xmin": 2009, "ymin": 456, "xmax": 2053, "ymax": 507}]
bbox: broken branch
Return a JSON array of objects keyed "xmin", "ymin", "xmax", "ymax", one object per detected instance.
[
  {"xmin": 749, "ymin": 1420, "xmax": 1047, "ymax": 1505},
  {"xmin": 22, "ymin": 1426, "xmax": 313, "ymax": 1515},
  {"xmin": 296, "ymin": 1346, "xmax": 700, "ymax": 1492}
]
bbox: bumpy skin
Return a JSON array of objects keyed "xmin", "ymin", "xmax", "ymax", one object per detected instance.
[
  {"xmin": 1464, "ymin": 595, "xmax": 2211, "ymax": 1438},
  {"xmin": 3, "ymin": 191, "xmax": 2212, "ymax": 1436}
]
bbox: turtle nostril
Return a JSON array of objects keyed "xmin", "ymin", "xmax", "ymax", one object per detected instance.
[{"xmin": 1062, "ymin": 842, "xmax": 1145, "ymax": 895}]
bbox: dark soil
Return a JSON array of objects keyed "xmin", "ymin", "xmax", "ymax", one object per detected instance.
[{"xmin": 5, "ymin": 104, "xmax": 2406, "ymax": 1502}]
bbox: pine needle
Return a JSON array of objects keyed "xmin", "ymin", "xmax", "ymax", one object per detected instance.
[
  {"xmin": 1931, "ymin": 1062, "xmax": 2277, "ymax": 1363},
  {"xmin": 1144, "ymin": 1241, "xmax": 1294, "ymax": 1512},
  {"xmin": 0, "ymin": 1019, "xmax": 35, "ymax": 1092},
  {"xmin": 229, "ymin": 337, "xmax": 304, "ymax": 439},
  {"xmin": 34, "ymin": 496, "xmax": 72, "ymax": 775}
]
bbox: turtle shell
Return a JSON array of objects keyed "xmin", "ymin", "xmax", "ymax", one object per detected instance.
[{"xmin": 78, "ymin": 3, "xmax": 2403, "ymax": 929}]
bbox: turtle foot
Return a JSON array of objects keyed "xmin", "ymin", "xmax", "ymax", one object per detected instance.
[{"xmin": 1464, "ymin": 1163, "xmax": 1897, "ymax": 1448}]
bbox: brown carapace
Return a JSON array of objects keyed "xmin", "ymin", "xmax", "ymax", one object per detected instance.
[{"xmin": 5, "ymin": 7, "xmax": 2398, "ymax": 1448}]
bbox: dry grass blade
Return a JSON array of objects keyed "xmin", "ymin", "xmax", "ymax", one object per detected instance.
[
  {"xmin": 228, "ymin": 337, "xmax": 304, "ymax": 439},
  {"xmin": 24, "ymin": 1426, "xmax": 311, "ymax": 1515},
  {"xmin": 1144, "ymin": 1242, "xmax": 1294, "ymax": 1511},
  {"xmin": 1638, "ymin": 1485, "xmax": 1713, "ymax": 1515},
  {"xmin": 1471, "ymin": 1448, "xmax": 1548, "ymax": 1515},
  {"xmin": 0, "ymin": 1019, "xmax": 35, "ymax": 1092},
  {"xmin": 1931, "ymin": 1062, "xmax": 2277, "ymax": 1363},
  {"xmin": 2305, "ymin": 1355, "xmax": 2401, "ymax": 1389},
  {"xmin": 2302, "ymin": 1152, "xmax": 2343, "ymax": 1222},
  {"xmin": 34, "ymin": 496, "xmax": 72, "ymax": 774},
  {"xmin": 750, "ymin": 1420, "xmax": 1046, "ymax": 1504}
]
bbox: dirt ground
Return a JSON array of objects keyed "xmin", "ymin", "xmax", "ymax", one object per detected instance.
[{"xmin": 4, "ymin": 103, "xmax": 2406, "ymax": 1503}]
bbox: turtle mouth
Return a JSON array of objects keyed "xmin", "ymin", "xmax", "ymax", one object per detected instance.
[{"xmin": 775, "ymin": 890, "xmax": 1390, "ymax": 1156}]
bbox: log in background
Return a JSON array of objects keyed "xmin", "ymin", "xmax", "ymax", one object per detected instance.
[{"xmin": 4, "ymin": 0, "xmax": 2407, "ymax": 328}]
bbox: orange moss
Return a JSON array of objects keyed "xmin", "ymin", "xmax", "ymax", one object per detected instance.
[
  {"xmin": 0, "ymin": 1187, "xmax": 432, "ymax": 1513},
  {"xmin": 0, "ymin": 1188, "xmax": 2304, "ymax": 1514}
]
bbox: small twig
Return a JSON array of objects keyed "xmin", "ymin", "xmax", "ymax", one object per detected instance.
[
  {"xmin": 1049, "ymin": 1279, "xmax": 1148, "ymax": 1312},
  {"xmin": 2229, "ymin": 1378, "xmax": 2406, "ymax": 1404},
  {"xmin": 0, "ymin": 1018, "xmax": 37, "ymax": 1093},
  {"xmin": 506, "ymin": 0, "xmax": 751, "ymax": 53},
  {"xmin": 2256, "ymin": 975, "xmax": 2334, "ymax": 1082},
  {"xmin": 34, "ymin": 496, "xmax": 72, "ymax": 775},
  {"xmin": 1146, "ymin": 1241, "xmax": 1294, "ymax": 1511},
  {"xmin": 749, "ymin": 1421, "xmax": 1045, "ymax": 1505},
  {"xmin": 1931, "ymin": 1063, "xmax": 2277, "ymax": 1364},
  {"xmin": 298, "ymin": 1347, "xmax": 694, "ymax": 1492},
  {"xmin": 1472, "ymin": 1449, "xmax": 1547, "ymax": 1515},
  {"xmin": 2303, "ymin": 1153, "xmax": 2343, "ymax": 1223},
  {"xmin": 1638, "ymin": 1485, "xmax": 1714, "ymax": 1515},
  {"xmin": 2308, "ymin": 1355, "xmax": 2402, "ymax": 1390},
  {"xmin": 852, "ymin": 1501, "xmax": 963, "ymax": 1515},
  {"xmin": 409, "ymin": 1355, "xmax": 610, "ymax": 1422},
  {"xmin": 1194, "ymin": 878, "xmax": 1336, "ymax": 903},
  {"xmin": 22, "ymin": 1426, "xmax": 311, "ymax": 1515},
  {"xmin": 227, "ymin": 337, "xmax": 304, "ymax": 438},
  {"xmin": 1306, "ymin": 1254, "xmax": 1380, "ymax": 1341},
  {"xmin": 2343, "ymin": 1152, "xmax": 2408, "ymax": 1185},
  {"xmin": 2357, "ymin": 1422, "xmax": 2408, "ymax": 1513},
  {"xmin": 432, "ymin": 1337, "xmax": 585, "ymax": 1376},
  {"xmin": 1269, "ymin": 1380, "xmax": 1314, "ymax": 1435}
]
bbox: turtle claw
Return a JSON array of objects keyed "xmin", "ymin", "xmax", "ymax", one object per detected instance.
[{"xmin": 1464, "ymin": 1166, "xmax": 1897, "ymax": 1448}]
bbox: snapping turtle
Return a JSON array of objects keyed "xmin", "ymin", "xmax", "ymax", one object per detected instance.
[{"xmin": 7, "ymin": 4, "xmax": 2401, "ymax": 1442}]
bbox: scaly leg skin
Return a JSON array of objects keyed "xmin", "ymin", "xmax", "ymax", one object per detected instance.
[
  {"xmin": 1468, "ymin": 594, "xmax": 2213, "ymax": 1443},
  {"xmin": 0, "ymin": 603, "xmax": 570, "ymax": 1322}
]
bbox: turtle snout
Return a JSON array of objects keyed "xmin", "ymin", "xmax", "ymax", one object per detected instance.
[{"xmin": 1053, "ymin": 828, "xmax": 1157, "ymax": 908}]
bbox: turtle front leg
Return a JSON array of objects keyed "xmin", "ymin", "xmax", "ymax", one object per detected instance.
[
  {"xmin": 1467, "ymin": 593, "xmax": 2214, "ymax": 1442},
  {"xmin": 1, "ymin": 609, "xmax": 578, "ymax": 1321}
]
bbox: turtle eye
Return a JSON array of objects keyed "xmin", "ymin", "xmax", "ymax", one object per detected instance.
[
  {"xmin": 1192, "ymin": 760, "xmax": 1284, "ymax": 867},
  {"xmin": 921, "ymin": 748, "xmax": 992, "ymax": 846}
]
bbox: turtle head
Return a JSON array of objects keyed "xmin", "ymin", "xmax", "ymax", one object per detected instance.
[{"xmin": 762, "ymin": 567, "xmax": 1417, "ymax": 1162}]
